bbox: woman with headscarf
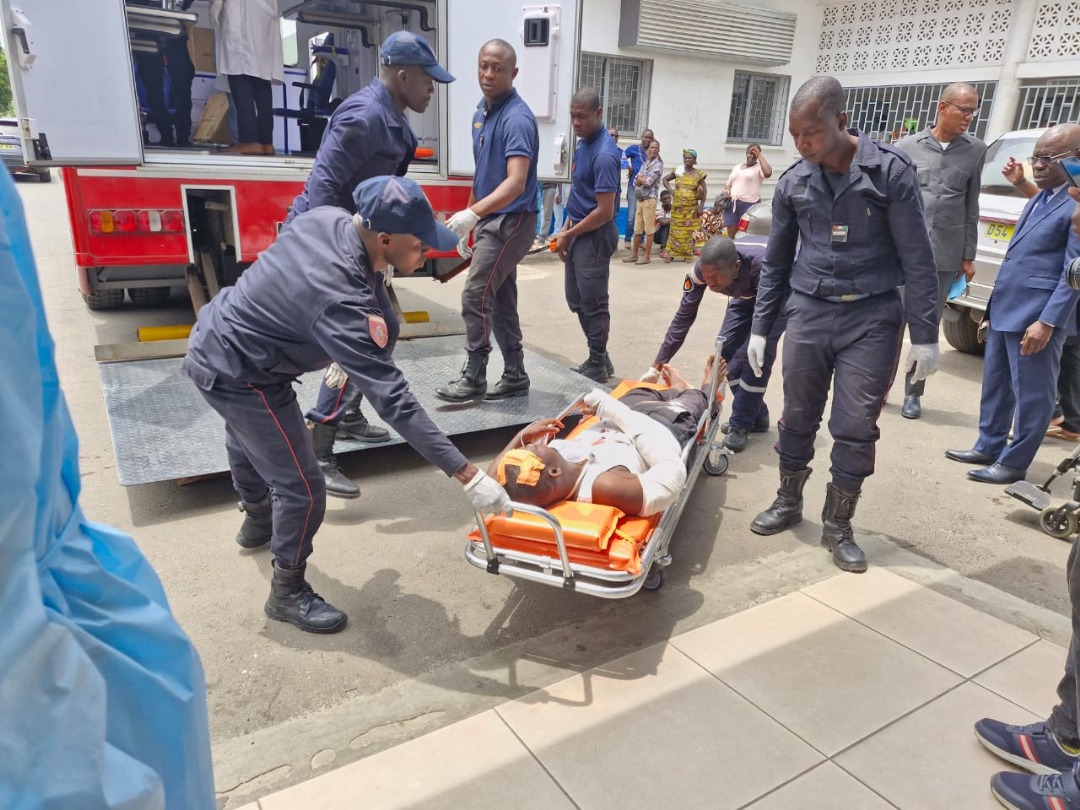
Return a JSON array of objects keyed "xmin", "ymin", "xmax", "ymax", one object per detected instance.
[{"xmin": 662, "ymin": 149, "xmax": 707, "ymax": 262}]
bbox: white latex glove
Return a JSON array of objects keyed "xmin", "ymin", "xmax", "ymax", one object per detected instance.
[
  {"xmin": 446, "ymin": 207, "xmax": 480, "ymax": 239},
  {"xmin": 905, "ymin": 343, "xmax": 941, "ymax": 383},
  {"xmin": 639, "ymin": 367, "xmax": 661, "ymax": 383},
  {"xmin": 324, "ymin": 362, "xmax": 347, "ymax": 389},
  {"xmin": 382, "ymin": 264, "xmax": 394, "ymax": 287},
  {"xmin": 464, "ymin": 470, "xmax": 513, "ymax": 516},
  {"xmin": 456, "ymin": 238, "xmax": 473, "ymax": 259},
  {"xmin": 747, "ymin": 335, "xmax": 767, "ymax": 377}
]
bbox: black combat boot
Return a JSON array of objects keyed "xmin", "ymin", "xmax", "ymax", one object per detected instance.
[
  {"xmin": 485, "ymin": 349, "xmax": 530, "ymax": 400},
  {"xmin": 574, "ymin": 350, "xmax": 612, "ymax": 383},
  {"xmin": 435, "ymin": 352, "xmax": 488, "ymax": 401},
  {"xmin": 236, "ymin": 491, "xmax": 273, "ymax": 549},
  {"xmin": 821, "ymin": 482, "xmax": 867, "ymax": 573},
  {"xmin": 264, "ymin": 562, "xmax": 348, "ymax": 633},
  {"xmin": 311, "ymin": 423, "xmax": 360, "ymax": 499},
  {"xmin": 337, "ymin": 398, "xmax": 390, "ymax": 443},
  {"xmin": 750, "ymin": 467, "xmax": 812, "ymax": 535}
]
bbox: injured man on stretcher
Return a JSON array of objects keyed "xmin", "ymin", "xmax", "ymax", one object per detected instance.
[{"xmin": 490, "ymin": 357, "xmax": 725, "ymax": 518}]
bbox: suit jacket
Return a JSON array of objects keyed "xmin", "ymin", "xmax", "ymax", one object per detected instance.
[{"xmin": 989, "ymin": 188, "xmax": 1080, "ymax": 335}]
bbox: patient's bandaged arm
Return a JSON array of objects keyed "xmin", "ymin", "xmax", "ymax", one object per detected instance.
[{"xmin": 584, "ymin": 389, "xmax": 688, "ymax": 515}]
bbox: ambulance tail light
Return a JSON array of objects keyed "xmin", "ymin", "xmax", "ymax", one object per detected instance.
[
  {"xmin": 161, "ymin": 210, "xmax": 185, "ymax": 232},
  {"xmin": 737, "ymin": 214, "xmax": 750, "ymax": 233},
  {"xmin": 88, "ymin": 208, "xmax": 184, "ymax": 234},
  {"xmin": 114, "ymin": 210, "xmax": 138, "ymax": 233}
]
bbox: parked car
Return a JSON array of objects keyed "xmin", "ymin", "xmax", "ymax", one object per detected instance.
[
  {"xmin": 732, "ymin": 129, "xmax": 1046, "ymax": 355},
  {"xmin": 0, "ymin": 118, "xmax": 51, "ymax": 183}
]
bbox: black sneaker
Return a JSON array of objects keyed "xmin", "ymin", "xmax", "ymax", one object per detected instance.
[
  {"xmin": 723, "ymin": 427, "xmax": 749, "ymax": 452},
  {"xmin": 991, "ymin": 761, "xmax": 1080, "ymax": 810},
  {"xmin": 975, "ymin": 719, "xmax": 1080, "ymax": 775},
  {"xmin": 721, "ymin": 412, "xmax": 770, "ymax": 435}
]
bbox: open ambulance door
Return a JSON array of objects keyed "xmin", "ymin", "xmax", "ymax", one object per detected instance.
[
  {"xmin": 446, "ymin": 1, "xmax": 581, "ymax": 182},
  {"xmin": 0, "ymin": 0, "xmax": 144, "ymax": 164}
]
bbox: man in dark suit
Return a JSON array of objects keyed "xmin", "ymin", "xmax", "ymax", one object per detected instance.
[{"xmin": 947, "ymin": 124, "xmax": 1080, "ymax": 484}]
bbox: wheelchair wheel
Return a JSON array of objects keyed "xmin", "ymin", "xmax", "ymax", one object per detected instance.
[
  {"xmin": 703, "ymin": 448, "xmax": 729, "ymax": 477},
  {"xmin": 642, "ymin": 565, "xmax": 666, "ymax": 592},
  {"xmin": 1039, "ymin": 506, "xmax": 1079, "ymax": 541}
]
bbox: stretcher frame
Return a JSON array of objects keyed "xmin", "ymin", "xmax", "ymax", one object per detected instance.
[{"xmin": 465, "ymin": 336, "xmax": 729, "ymax": 598}]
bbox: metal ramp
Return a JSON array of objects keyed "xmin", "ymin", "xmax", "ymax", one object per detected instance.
[{"xmin": 98, "ymin": 335, "xmax": 591, "ymax": 486}]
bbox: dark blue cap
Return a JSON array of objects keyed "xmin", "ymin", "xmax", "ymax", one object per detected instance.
[
  {"xmin": 352, "ymin": 176, "xmax": 459, "ymax": 252},
  {"xmin": 380, "ymin": 31, "xmax": 454, "ymax": 83}
]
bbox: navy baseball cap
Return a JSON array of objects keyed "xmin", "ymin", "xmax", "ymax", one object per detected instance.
[
  {"xmin": 380, "ymin": 31, "xmax": 454, "ymax": 83},
  {"xmin": 353, "ymin": 176, "xmax": 459, "ymax": 251}
]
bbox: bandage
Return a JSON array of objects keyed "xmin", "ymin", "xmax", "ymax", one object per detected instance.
[
  {"xmin": 582, "ymin": 389, "xmax": 687, "ymax": 515},
  {"xmin": 495, "ymin": 448, "xmax": 545, "ymax": 487}
]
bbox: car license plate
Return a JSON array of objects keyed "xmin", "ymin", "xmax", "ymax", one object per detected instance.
[{"xmin": 985, "ymin": 221, "xmax": 1015, "ymax": 241}]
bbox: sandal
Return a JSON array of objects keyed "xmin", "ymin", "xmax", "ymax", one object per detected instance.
[
  {"xmin": 621, "ymin": 255, "xmax": 639, "ymax": 263},
  {"xmin": 636, "ymin": 257, "xmax": 651, "ymax": 265},
  {"xmin": 663, "ymin": 256, "xmax": 673, "ymax": 263}
]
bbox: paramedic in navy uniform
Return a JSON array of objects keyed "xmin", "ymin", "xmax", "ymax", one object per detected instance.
[
  {"xmin": 182, "ymin": 176, "xmax": 513, "ymax": 635},
  {"xmin": 437, "ymin": 38, "xmax": 540, "ymax": 402},
  {"xmin": 558, "ymin": 87, "xmax": 623, "ymax": 383},
  {"xmin": 286, "ymin": 31, "xmax": 455, "ymax": 500},
  {"xmin": 748, "ymin": 76, "xmax": 941, "ymax": 574}
]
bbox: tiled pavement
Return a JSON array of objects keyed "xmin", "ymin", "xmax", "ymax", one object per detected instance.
[{"xmin": 238, "ymin": 566, "xmax": 1067, "ymax": 809}]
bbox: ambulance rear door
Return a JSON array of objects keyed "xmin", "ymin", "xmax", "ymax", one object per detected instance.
[
  {"xmin": 0, "ymin": 0, "xmax": 144, "ymax": 164},
  {"xmin": 446, "ymin": 1, "xmax": 581, "ymax": 181}
]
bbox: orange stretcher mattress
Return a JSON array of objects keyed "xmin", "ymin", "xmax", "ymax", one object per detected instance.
[{"xmin": 469, "ymin": 380, "xmax": 670, "ymax": 576}]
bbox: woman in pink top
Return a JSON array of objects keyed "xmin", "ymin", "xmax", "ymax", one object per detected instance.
[{"xmin": 722, "ymin": 144, "xmax": 772, "ymax": 237}]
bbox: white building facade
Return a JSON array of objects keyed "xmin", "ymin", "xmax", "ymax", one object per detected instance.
[{"xmin": 580, "ymin": 0, "xmax": 1080, "ymax": 182}]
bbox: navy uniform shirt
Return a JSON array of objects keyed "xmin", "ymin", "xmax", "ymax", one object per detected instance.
[
  {"xmin": 472, "ymin": 89, "xmax": 539, "ymax": 214},
  {"xmin": 182, "ymin": 207, "xmax": 468, "ymax": 476},
  {"xmin": 753, "ymin": 129, "xmax": 939, "ymax": 345},
  {"xmin": 287, "ymin": 79, "xmax": 417, "ymax": 224},
  {"xmin": 624, "ymin": 143, "xmax": 646, "ymax": 182},
  {"xmin": 655, "ymin": 244, "xmax": 765, "ymax": 365},
  {"xmin": 565, "ymin": 124, "xmax": 622, "ymax": 223}
]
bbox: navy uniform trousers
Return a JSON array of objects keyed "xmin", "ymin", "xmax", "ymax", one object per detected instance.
[
  {"xmin": 1049, "ymin": 535, "xmax": 1080, "ymax": 744},
  {"xmin": 307, "ymin": 273, "xmax": 398, "ymax": 424},
  {"xmin": 779, "ymin": 290, "xmax": 905, "ymax": 493},
  {"xmin": 462, "ymin": 210, "xmax": 538, "ymax": 355},
  {"xmin": 721, "ymin": 297, "xmax": 786, "ymax": 431},
  {"xmin": 974, "ymin": 326, "xmax": 1067, "ymax": 471},
  {"xmin": 565, "ymin": 220, "xmax": 619, "ymax": 353},
  {"xmin": 198, "ymin": 381, "xmax": 325, "ymax": 569}
]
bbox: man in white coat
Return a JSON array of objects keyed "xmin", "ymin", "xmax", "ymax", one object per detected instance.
[{"xmin": 209, "ymin": 0, "xmax": 284, "ymax": 155}]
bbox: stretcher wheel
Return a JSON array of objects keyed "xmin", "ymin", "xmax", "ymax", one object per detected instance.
[
  {"xmin": 1039, "ymin": 506, "xmax": 1079, "ymax": 541},
  {"xmin": 703, "ymin": 450, "xmax": 729, "ymax": 477},
  {"xmin": 642, "ymin": 566, "xmax": 666, "ymax": 592}
]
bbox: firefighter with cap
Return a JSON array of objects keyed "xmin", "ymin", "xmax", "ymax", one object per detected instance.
[
  {"xmin": 182, "ymin": 176, "xmax": 513, "ymax": 634},
  {"xmin": 286, "ymin": 31, "xmax": 455, "ymax": 501},
  {"xmin": 748, "ymin": 76, "xmax": 940, "ymax": 574}
]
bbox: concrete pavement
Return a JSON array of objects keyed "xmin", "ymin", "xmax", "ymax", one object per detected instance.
[{"xmin": 237, "ymin": 548, "xmax": 1071, "ymax": 809}]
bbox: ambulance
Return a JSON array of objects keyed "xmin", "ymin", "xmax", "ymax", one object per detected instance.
[{"xmin": 1, "ymin": 0, "xmax": 580, "ymax": 310}]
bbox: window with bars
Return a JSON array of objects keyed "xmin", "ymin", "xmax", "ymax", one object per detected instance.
[
  {"xmin": 1015, "ymin": 79, "xmax": 1080, "ymax": 130},
  {"xmin": 844, "ymin": 82, "xmax": 997, "ymax": 142},
  {"xmin": 727, "ymin": 72, "xmax": 790, "ymax": 146},
  {"xmin": 578, "ymin": 53, "xmax": 652, "ymax": 135}
]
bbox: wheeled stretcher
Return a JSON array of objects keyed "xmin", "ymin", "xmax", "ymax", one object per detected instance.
[{"xmin": 465, "ymin": 336, "xmax": 729, "ymax": 597}]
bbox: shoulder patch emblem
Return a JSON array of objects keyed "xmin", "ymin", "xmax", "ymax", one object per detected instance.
[
  {"xmin": 369, "ymin": 315, "xmax": 389, "ymax": 348},
  {"xmin": 683, "ymin": 274, "xmax": 694, "ymax": 293}
]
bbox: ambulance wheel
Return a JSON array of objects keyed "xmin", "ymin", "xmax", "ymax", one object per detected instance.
[
  {"xmin": 1039, "ymin": 506, "xmax": 1078, "ymax": 541},
  {"xmin": 128, "ymin": 286, "xmax": 171, "ymax": 308},
  {"xmin": 82, "ymin": 288, "xmax": 125, "ymax": 310},
  {"xmin": 703, "ymin": 451, "xmax": 729, "ymax": 477},
  {"xmin": 642, "ymin": 566, "xmax": 665, "ymax": 592}
]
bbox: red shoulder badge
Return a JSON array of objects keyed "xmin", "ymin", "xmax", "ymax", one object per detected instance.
[
  {"xmin": 369, "ymin": 315, "xmax": 389, "ymax": 348},
  {"xmin": 683, "ymin": 274, "xmax": 694, "ymax": 293}
]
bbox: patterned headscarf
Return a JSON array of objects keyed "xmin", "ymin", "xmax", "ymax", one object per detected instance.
[{"xmin": 683, "ymin": 148, "xmax": 698, "ymax": 158}]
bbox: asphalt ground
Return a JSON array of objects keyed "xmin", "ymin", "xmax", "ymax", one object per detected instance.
[{"xmin": 19, "ymin": 177, "xmax": 1075, "ymax": 805}]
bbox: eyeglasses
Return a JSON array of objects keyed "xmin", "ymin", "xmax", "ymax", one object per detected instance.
[
  {"xmin": 944, "ymin": 101, "xmax": 980, "ymax": 118},
  {"xmin": 1028, "ymin": 151, "xmax": 1077, "ymax": 165}
]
